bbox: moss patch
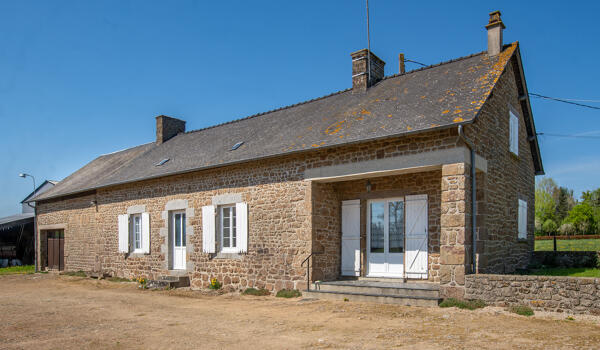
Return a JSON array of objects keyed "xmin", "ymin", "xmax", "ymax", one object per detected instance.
[
  {"xmin": 439, "ymin": 298, "xmax": 486, "ymax": 310},
  {"xmin": 242, "ymin": 288, "xmax": 270, "ymax": 296},
  {"xmin": 509, "ymin": 305, "xmax": 534, "ymax": 317},
  {"xmin": 275, "ymin": 289, "xmax": 302, "ymax": 298}
]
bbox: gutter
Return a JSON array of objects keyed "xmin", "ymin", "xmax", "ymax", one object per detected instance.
[{"xmin": 458, "ymin": 125, "xmax": 477, "ymax": 273}]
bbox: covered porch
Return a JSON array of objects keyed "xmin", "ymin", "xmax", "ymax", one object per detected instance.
[{"xmin": 307, "ymin": 146, "xmax": 487, "ymax": 298}]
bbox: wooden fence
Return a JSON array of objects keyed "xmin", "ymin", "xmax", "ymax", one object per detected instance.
[{"xmin": 535, "ymin": 234, "xmax": 600, "ymax": 241}]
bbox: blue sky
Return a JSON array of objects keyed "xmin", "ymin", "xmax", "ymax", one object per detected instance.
[{"xmin": 1, "ymin": 1, "xmax": 599, "ymax": 217}]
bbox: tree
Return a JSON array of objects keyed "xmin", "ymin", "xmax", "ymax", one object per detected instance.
[
  {"xmin": 535, "ymin": 185, "xmax": 556, "ymax": 224},
  {"xmin": 541, "ymin": 219, "xmax": 558, "ymax": 236},
  {"xmin": 565, "ymin": 202, "xmax": 596, "ymax": 234},
  {"xmin": 582, "ymin": 187, "xmax": 600, "ymax": 234},
  {"xmin": 555, "ymin": 187, "xmax": 575, "ymax": 223}
]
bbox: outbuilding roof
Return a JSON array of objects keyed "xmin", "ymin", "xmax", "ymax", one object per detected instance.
[{"xmin": 35, "ymin": 42, "xmax": 542, "ymax": 202}]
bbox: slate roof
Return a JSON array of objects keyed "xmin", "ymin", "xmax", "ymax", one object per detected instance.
[{"xmin": 35, "ymin": 42, "xmax": 541, "ymax": 202}]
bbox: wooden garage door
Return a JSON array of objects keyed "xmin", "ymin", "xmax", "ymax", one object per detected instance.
[{"xmin": 47, "ymin": 231, "xmax": 64, "ymax": 271}]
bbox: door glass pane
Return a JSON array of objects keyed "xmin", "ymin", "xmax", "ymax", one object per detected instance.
[
  {"xmin": 370, "ymin": 202, "xmax": 384, "ymax": 253},
  {"xmin": 389, "ymin": 201, "xmax": 404, "ymax": 253},
  {"xmin": 181, "ymin": 213, "xmax": 186, "ymax": 246},
  {"xmin": 175, "ymin": 214, "xmax": 181, "ymax": 247},
  {"xmin": 134, "ymin": 216, "xmax": 141, "ymax": 249},
  {"xmin": 231, "ymin": 207, "xmax": 237, "ymax": 248},
  {"xmin": 222, "ymin": 207, "xmax": 230, "ymax": 247}
]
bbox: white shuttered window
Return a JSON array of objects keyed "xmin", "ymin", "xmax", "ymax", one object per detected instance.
[
  {"xmin": 202, "ymin": 202, "xmax": 248, "ymax": 254},
  {"xmin": 518, "ymin": 199, "xmax": 527, "ymax": 239},
  {"xmin": 118, "ymin": 213, "xmax": 150, "ymax": 254},
  {"xmin": 509, "ymin": 110, "xmax": 519, "ymax": 156}
]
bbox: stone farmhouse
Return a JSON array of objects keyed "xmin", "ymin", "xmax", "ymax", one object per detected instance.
[{"xmin": 34, "ymin": 12, "xmax": 543, "ymax": 299}]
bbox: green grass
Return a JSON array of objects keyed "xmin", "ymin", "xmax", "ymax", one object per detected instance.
[
  {"xmin": 524, "ymin": 267, "xmax": 600, "ymax": 278},
  {"xmin": 509, "ymin": 305, "xmax": 534, "ymax": 316},
  {"xmin": 107, "ymin": 277, "xmax": 131, "ymax": 283},
  {"xmin": 535, "ymin": 238, "xmax": 600, "ymax": 251},
  {"xmin": 439, "ymin": 298, "xmax": 486, "ymax": 310},
  {"xmin": 0, "ymin": 265, "xmax": 35, "ymax": 275},
  {"xmin": 242, "ymin": 288, "xmax": 270, "ymax": 296},
  {"xmin": 275, "ymin": 289, "xmax": 302, "ymax": 298},
  {"xmin": 63, "ymin": 270, "xmax": 87, "ymax": 277}
]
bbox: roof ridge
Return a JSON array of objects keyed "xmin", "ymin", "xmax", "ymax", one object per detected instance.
[
  {"xmin": 184, "ymin": 50, "xmax": 488, "ymax": 136},
  {"xmin": 185, "ymin": 87, "xmax": 353, "ymax": 135},
  {"xmin": 379, "ymin": 50, "xmax": 487, "ymax": 82}
]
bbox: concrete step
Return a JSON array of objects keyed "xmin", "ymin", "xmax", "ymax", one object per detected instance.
[
  {"xmin": 303, "ymin": 289, "xmax": 441, "ymax": 307},
  {"xmin": 313, "ymin": 282, "xmax": 439, "ymax": 298},
  {"xmin": 148, "ymin": 275, "xmax": 190, "ymax": 289}
]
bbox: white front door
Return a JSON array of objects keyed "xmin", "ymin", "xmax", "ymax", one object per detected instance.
[
  {"xmin": 367, "ymin": 198, "xmax": 405, "ymax": 278},
  {"xmin": 172, "ymin": 211, "xmax": 186, "ymax": 270},
  {"xmin": 405, "ymin": 195, "xmax": 428, "ymax": 279}
]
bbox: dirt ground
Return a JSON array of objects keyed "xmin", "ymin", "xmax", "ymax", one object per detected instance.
[{"xmin": 1, "ymin": 274, "xmax": 599, "ymax": 349}]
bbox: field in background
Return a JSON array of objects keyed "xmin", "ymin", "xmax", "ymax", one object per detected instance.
[{"xmin": 535, "ymin": 239, "xmax": 600, "ymax": 251}]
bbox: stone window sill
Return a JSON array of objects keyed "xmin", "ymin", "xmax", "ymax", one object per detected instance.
[
  {"xmin": 516, "ymin": 238, "xmax": 528, "ymax": 243},
  {"xmin": 214, "ymin": 252, "xmax": 242, "ymax": 260},
  {"xmin": 127, "ymin": 252, "xmax": 149, "ymax": 258}
]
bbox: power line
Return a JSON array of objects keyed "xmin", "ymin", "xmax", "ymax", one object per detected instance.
[
  {"xmin": 404, "ymin": 59, "xmax": 428, "ymax": 67},
  {"xmin": 537, "ymin": 132, "xmax": 600, "ymax": 139},
  {"xmin": 529, "ymin": 93, "xmax": 600, "ymax": 110}
]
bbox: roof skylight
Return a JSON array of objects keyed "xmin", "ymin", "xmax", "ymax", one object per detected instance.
[
  {"xmin": 155, "ymin": 158, "xmax": 170, "ymax": 166},
  {"xmin": 230, "ymin": 141, "xmax": 244, "ymax": 151}
]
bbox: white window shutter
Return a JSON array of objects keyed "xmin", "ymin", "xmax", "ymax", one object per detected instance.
[
  {"xmin": 202, "ymin": 205, "xmax": 216, "ymax": 253},
  {"xmin": 518, "ymin": 200, "xmax": 527, "ymax": 239},
  {"xmin": 236, "ymin": 202, "xmax": 248, "ymax": 253},
  {"xmin": 510, "ymin": 111, "xmax": 519, "ymax": 155},
  {"xmin": 141, "ymin": 212, "xmax": 150, "ymax": 254},
  {"xmin": 118, "ymin": 214, "xmax": 129, "ymax": 253}
]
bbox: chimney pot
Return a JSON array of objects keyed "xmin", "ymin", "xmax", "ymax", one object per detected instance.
[
  {"xmin": 156, "ymin": 115, "xmax": 185, "ymax": 145},
  {"xmin": 350, "ymin": 49, "xmax": 385, "ymax": 92},
  {"xmin": 399, "ymin": 53, "xmax": 405, "ymax": 74},
  {"xmin": 486, "ymin": 10, "xmax": 505, "ymax": 56}
]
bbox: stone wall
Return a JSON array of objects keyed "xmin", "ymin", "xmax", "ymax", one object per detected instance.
[
  {"xmin": 465, "ymin": 57, "xmax": 536, "ymax": 274},
  {"xmin": 465, "ymin": 274, "xmax": 600, "ymax": 315}
]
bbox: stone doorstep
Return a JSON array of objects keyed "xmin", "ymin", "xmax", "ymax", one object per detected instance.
[
  {"xmin": 303, "ymin": 289, "xmax": 441, "ymax": 307},
  {"xmin": 148, "ymin": 275, "xmax": 190, "ymax": 289},
  {"xmin": 315, "ymin": 284, "xmax": 439, "ymax": 298}
]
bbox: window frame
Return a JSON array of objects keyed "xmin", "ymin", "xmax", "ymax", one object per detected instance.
[
  {"xmin": 130, "ymin": 213, "xmax": 143, "ymax": 253},
  {"xmin": 172, "ymin": 210, "xmax": 186, "ymax": 248},
  {"xmin": 509, "ymin": 109, "xmax": 519, "ymax": 156},
  {"xmin": 219, "ymin": 205, "xmax": 238, "ymax": 253}
]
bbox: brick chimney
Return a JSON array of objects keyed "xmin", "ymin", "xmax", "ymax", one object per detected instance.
[
  {"xmin": 486, "ymin": 10, "xmax": 505, "ymax": 56},
  {"xmin": 156, "ymin": 115, "xmax": 185, "ymax": 145},
  {"xmin": 350, "ymin": 49, "xmax": 385, "ymax": 92}
]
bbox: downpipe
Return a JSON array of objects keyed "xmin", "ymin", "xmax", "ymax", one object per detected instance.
[{"xmin": 458, "ymin": 125, "xmax": 477, "ymax": 274}]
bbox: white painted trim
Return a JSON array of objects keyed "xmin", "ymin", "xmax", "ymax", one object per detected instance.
[{"xmin": 305, "ymin": 147, "xmax": 486, "ymax": 183}]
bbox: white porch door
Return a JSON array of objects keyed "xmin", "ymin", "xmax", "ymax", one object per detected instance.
[
  {"xmin": 341, "ymin": 200, "xmax": 360, "ymax": 276},
  {"xmin": 172, "ymin": 211, "xmax": 186, "ymax": 270},
  {"xmin": 405, "ymin": 195, "xmax": 428, "ymax": 279},
  {"xmin": 367, "ymin": 198, "xmax": 405, "ymax": 278}
]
